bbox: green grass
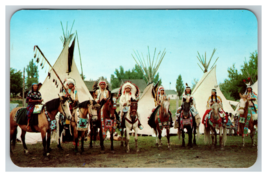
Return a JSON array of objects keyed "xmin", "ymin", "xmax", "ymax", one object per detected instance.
[{"xmin": 10, "ymin": 134, "xmax": 258, "ymax": 168}]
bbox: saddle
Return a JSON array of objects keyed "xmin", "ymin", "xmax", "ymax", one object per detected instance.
[{"xmin": 15, "ymin": 108, "xmax": 39, "ymax": 131}]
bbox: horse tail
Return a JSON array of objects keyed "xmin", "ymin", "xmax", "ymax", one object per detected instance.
[
  {"xmin": 11, "ymin": 126, "xmax": 17, "ymax": 149},
  {"xmin": 178, "ymin": 128, "xmax": 181, "ymax": 140},
  {"xmin": 204, "ymin": 126, "xmax": 210, "ymax": 145},
  {"xmin": 195, "ymin": 115, "xmax": 201, "ymax": 140}
]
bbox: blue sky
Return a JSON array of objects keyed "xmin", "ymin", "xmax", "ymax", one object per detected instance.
[{"xmin": 10, "ymin": 10, "xmax": 258, "ymax": 90}]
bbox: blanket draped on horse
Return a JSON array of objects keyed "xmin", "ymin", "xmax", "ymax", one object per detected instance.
[
  {"xmin": 239, "ymin": 108, "xmax": 252, "ymax": 136},
  {"xmin": 100, "ymin": 107, "xmax": 116, "ymax": 139},
  {"xmin": 202, "ymin": 109, "xmax": 228, "ymax": 128},
  {"xmin": 179, "ymin": 110, "xmax": 193, "ymax": 130}
]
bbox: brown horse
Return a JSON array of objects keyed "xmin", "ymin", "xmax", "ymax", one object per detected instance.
[
  {"xmin": 98, "ymin": 95, "xmax": 117, "ymax": 153},
  {"xmin": 70, "ymin": 101, "xmax": 92, "ymax": 154},
  {"xmin": 153, "ymin": 98, "xmax": 172, "ymax": 150},
  {"xmin": 10, "ymin": 96, "xmax": 72, "ymax": 157},
  {"xmin": 238, "ymin": 94, "xmax": 257, "ymax": 147},
  {"xmin": 204, "ymin": 102, "xmax": 227, "ymax": 150}
]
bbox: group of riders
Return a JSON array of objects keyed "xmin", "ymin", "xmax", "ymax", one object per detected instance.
[{"xmin": 25, "ymin": 78, "xmax": 258, "ymax": 135}]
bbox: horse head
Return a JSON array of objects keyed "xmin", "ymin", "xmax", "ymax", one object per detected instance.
[
  {"xmin": 182, "ymin": 96, "xmax": 192, "ymax": 118},
  {"xmin": 161, "ymin": 97, "xmax": 170, "ymax": 117},
  {"xmin": 130, "ymin": 97, "xmax": 138, "ymax": 119},
  {"xmin": 58, "ymin": 95, "xmax": 72, "ymax": 120},
  {"xmin": 239, "ymin": 93, "xmax": 248, "ymax": 116},
  {"xmin": 90, "ymin": 100, "xmax": 99, "ymax": 121},
  {"xmin": 211, "ymin": 102, "xmax": 221, "ymax": 120},
  {"xmin": 104, "ymin": 93, "xmax": 117, "ymax": 119}
]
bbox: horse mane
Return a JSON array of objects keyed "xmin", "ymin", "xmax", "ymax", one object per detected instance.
[
  {"xmin": 79, "ymin": 100, "xmax": 91, "ymax": 108},
  {"xmin": 244, "ymin": 100, "xmax": 249, "ymax": 118},
  {"xmin": 45, "ymin": 98, "xmax": 60, "ymax": 112}
]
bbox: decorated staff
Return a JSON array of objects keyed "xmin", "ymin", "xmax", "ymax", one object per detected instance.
[{"xmin": 33, "ymin": 45, "xmax": 71, "ymax": 99}]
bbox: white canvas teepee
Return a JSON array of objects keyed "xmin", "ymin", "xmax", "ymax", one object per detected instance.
[
  {"xmin": 39, "ymin": 38, "xmax": 93, "ymax": 104},
  {"xmin": 137, "ymin": 83, "xmax": 177, "ymax": 135},
  {"xmin": 252, "ymin": 80, "xmax": 258, "ymax": 95},
  {"xmin": 192, "ymin": 65, "xmax": 235, "ymax": 133}
]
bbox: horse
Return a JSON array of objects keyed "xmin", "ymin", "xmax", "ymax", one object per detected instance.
[
  {"xmin": 177, "ymin": 97, "xmax": 196, "ymax": 148},
  {"xmin": 70, "ymin": 101, "xmax": 93, "ymax": 154},
  {"xmin": 238, "ymin": 94, "xmax": 257, "ymax": 147},
  {"xmin": 10, "ymin": 95, "xmax": 72, "ymax": 157},
  {"xmin": 204, "ymin": 102, "xmax": 227, "ymax": 150},
  {"xmin": 152, "ymin": 98, "xmax": 172, "ymax": 150},
  {"xmin": 98, "ymin": 95, "xmax": 118, "ymax": 153},
  {"xmin": 89, "ymin": 100, "xmax": 101, "ymax": 148}
]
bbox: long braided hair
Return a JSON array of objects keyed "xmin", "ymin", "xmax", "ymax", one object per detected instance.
[{"xmin": 211, "ymin": 91, "xmax": 218, "ymax": 103}]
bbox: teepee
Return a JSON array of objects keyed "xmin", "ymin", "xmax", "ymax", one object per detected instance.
[
  {"xmin": 251, "ymin": 80, "xmax": 258, "ymax": 95},
  {"xmin": 35, "ymin": 22, "xmax": 93, "ymax": 104},
  {"xmin": 192, "ymin": 65, "xmax": 235, "ymax": 133}
]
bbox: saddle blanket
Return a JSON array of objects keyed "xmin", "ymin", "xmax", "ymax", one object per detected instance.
[
  {"xmin": 76, "ymin": 109, "xmax": 89, "ymax": 131},
  {"xmin": 15, "ymin": 108, "xmax": 38, "ymax": 126}
]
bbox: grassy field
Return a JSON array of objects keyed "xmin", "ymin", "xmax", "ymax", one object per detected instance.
[{"xmin": 10, "ymin": 134, "xmax": 257, "ymax": 168}]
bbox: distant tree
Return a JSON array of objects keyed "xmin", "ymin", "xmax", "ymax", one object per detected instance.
[
  {"xmin": 26, "ymin": 59, "xmax": 39, "ymax": 89},
  {"xmin": 10, "ymin": 68, "xmax": 23, "ymax": 97},
  {"xmin": 110, "ymin": 64, "xmax": 162, "ymax": 88},
  {"xmin": 220, "ymin": 51, "xmax": 258, "ymax": 100},
  {"xmin": 176, "ymin": 75, "xmax": 184, "ymax": 98}
]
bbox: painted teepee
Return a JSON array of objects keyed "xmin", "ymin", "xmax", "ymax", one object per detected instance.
[{"xmin": 35, "ymin": 22, "xmax": 93, "ymax": 104}]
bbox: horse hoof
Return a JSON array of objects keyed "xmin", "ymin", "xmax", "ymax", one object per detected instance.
[
  {"xmin": 24, "ymin": 150, "xmax": 29, "ymax": 155},
  {"xmin": 46, "ymin": 152, "xmax": 50, "ymax": 156},
  {"xmin": 126, "ymin": 150, "xmax": 130, "ymax": 153},
  {"xmin": 155, "ymin": 143, "xmax": 158, "ymax": 146}
]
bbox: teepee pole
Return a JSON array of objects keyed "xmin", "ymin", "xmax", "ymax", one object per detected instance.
[{"xmin": 76, "ymin": 31, "xmax": 84, "ymax": 79}]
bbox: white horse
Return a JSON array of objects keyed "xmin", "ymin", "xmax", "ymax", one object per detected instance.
[
  {"xmin": 121, "ymin": 98, "xmax": 140, "ymax": 153},
  {"xmin": 204, "ymin": 102, "xmax": 227, "ymax": 150}
]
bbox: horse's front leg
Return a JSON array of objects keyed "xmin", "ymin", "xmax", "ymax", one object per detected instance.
[
  {"xmin": 166, "ymin": 128, "xmax": 171, "ymax": 150},
  {"xmin": 125, "ymin": 127, "xmax": 130, "ymax": 153},
  {"xmin": 134, "ymin": 127, "xmax": 139, "ymax": 152},
  {"xmin": 46, "ymin": 129, "xmax": 51, "ymax": 153},
  {"xmin": 57, "ymin": 123, "xmax": 63, "ymax": 150},
  {"xmin": 21, "ymin": 129, "xmax": 29, "ymax": 155},
  {"xmin": 188, "ymin": 127, "xmax": 193, "ymax": 148},
  {"xmin": 99, "ymin": 123, "xmax": 105, "ymax": 153},
  {"xmin": 158, "ymin": 129, "xmax": 162, "ymax": 149},
  {"xmin": 219, "ymin": 127, "xmax": 224, "ymax": 150},
  {"xmin": 89, "ymin": 121, "xmax": 93, "ymax": 148},
  {"xmin": 110, "ymin": 130, "xmax": 114, "ymax": 152},
  {"xmin": 193, "ymin": 121, "xmax": 197, "ymax": 145},
  {"xmin": 81, "ymin": 131, "xmax": 85, "ymax": 152},
  {"xmin": 211, "ymin": 128, "xmax": 215, "ymax": 149},
  {"xmin": 251, "ymin": 126, "xmax": 256, "ymax": 147},
  {"xmin": 120, "ymin": 128, "xmax": 124, "ymax": 147},
  {"xmin": 182, "ymin": 129, "xmax": 185, "ymax": 147},
  {"xmin": 41, "ymin": 129, "xmax": 47, "ymax": 156}
]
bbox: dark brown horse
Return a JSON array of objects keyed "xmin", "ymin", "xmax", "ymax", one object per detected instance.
[
  {"xmin": 178, "ymin": 97, "xmax": 196, "ymax": 148},
  {"xmin": 153, "ymin": 98, "xmax": 172, "ymax": 150},
  {"xmin": 238, "ymin": 94, "xmax": 257, "ymax": 147},
  {"xmin": 10, "ymin": 96, "xmax": 72, "ymax": 157},
  {"xmin": 98, "ymin": 95, "xmax": 117, "ymax": 153}
]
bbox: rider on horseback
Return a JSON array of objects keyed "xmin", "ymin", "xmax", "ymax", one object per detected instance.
[
  {"xmin": 26, "ymin": 83, "xmax": 43, "ymax": 130},
  {"xmin": 119, "ymin": 82, "xmax": 143, "ymax": 130},
  {"xmin": 95, "ymin": 80, "xmax": 110, "ymax": 105},
  {"xmin": 63, "ymin": 78, "xmax": 78, "ymax": 115},
  {"xmin": 203, "ymin": 86, "xmax": 226, "ymax": 125},
  {"xmin": 244, "ymin": 82, "xmax": 258, "ymax": 116},
  {"xmin": 156, "ymin": 86, "xmax": 173, "ymax": 127}
]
